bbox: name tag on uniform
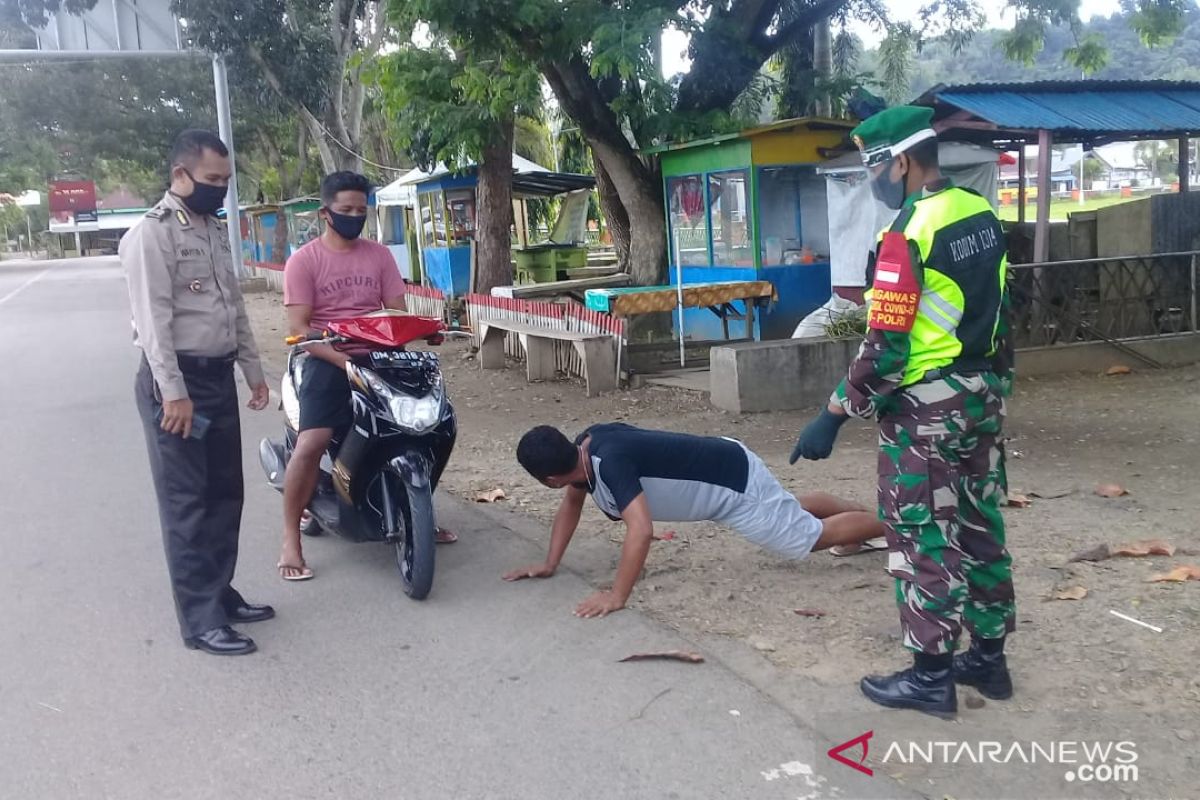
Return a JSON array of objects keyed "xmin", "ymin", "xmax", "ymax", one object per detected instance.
[{"xmin": 179, "ymin": 247, "xmax": 207, "ymax": 258}]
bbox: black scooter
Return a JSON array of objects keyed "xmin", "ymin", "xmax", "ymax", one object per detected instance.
[{"xmin": 259, "ymin": 315, "xmax": 458, "ymax": 599}]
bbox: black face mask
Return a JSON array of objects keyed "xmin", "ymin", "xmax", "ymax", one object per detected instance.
[
  {"xmin": 870, "ymin": 161, "xmax": 908, "ymax": 211},
  {"xmin": 325, "ymin": 209, "xmax": 367, "ymax": 241},
  {"xmin": 181, "ymin": 169, "xmax": 228, "ymax": 216}
]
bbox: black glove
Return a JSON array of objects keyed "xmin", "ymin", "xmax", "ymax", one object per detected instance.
[{"xmin": 789, "ymin": 409, "xmax": 849, "ymax": 463}]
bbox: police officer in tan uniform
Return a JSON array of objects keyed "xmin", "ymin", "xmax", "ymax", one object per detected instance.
[{"xmin": 121, "ymin": 129, "xmax": 272, "ymax": 656}]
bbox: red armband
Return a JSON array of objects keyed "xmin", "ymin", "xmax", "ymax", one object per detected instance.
[{"xmin": 867, "ymin": 231, "xmax": 919, "ymax": 332}]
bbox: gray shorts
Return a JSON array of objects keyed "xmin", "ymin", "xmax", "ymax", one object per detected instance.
[{"xmin": 719, "ymin": 445, "xmax": 824, "ymax": 559}]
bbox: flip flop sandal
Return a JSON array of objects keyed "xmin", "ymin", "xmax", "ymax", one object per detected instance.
[
  {"xmin": 831, "ymin": 537, "xmax": 889, "ymax": 558},
  {"xmin": 278, "ymin": 561, "xmax": 314, "ymax": 581}
]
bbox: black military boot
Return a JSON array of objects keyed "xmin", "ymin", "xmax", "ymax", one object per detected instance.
[
  {"xmin": 860, "ymin": 653, "xmax": 957, "ymax": 717},
  {"xmin": 953, "ymin": 639, "xmax": 1013, "ymax": 700}
]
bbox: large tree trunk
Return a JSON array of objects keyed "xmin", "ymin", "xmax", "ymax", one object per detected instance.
[
  {"xmin": 541, "ymin": 57, "xmax": 666, "ymax": 287},
  {"xmin": 593, "ymin": 157, "xmax": 630, "ymax": 270},
  {"xmin": 474, "ymin": 116, "xmax": 516, "ymax": 295},
  {"xmin": 273, "ymin": 205, "xmax": 291, "ymax": 265}
]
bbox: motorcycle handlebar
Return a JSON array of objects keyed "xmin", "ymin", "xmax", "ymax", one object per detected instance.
[
  {"xmin": 283, "ymin": 329, "xmax": 469, "ymax": 348},
  {"xmin": 285, "ymin": 331, "xmax": 345, "ymax": 347}
]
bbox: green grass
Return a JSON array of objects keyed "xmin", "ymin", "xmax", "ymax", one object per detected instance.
[{"xmin": 998, "ymin": 194, "xmax": 1140, "ymax": 222}]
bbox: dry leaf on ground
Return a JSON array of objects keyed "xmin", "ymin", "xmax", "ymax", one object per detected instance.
[
  {"xmin": 1112, "ymin": 539, "xmax": 1176, "ymax": 558},
  {"xmin": 1070, "ymin": 539, "xmax": 1174, "ymax": 562},
  {"xmin": 1147, "ymin": 565, "xmax": 1200, "ymax": 583},
  {"xmin": 618, "ymin": 650, "xmax": 705, "ymax": 664},
  {"xmin": 1007, "ymin": 493, "xmax": 1033, "ymax": 508},
  {"xmin": 474, "ymin": 488, "xmax": 507, "ymax": 503},
  {"xmin": 794, "ymin": 608, "xmax": 827, "ymax": 618},
  {"xmin": 1105, "ymin": 365, "xmax": 1133, "ymax": 376},
  {"xmin": 1095, "ymin": 483, "xmax": 1129, "ymax": 498},
  {"xmin": 1054, "ymin": 586, "xmax": 1089, "ymax": 601}
]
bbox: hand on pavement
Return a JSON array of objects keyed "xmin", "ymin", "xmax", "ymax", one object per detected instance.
[
  {"xmin": 247, "ymin": 382, "xmax": 271, "ymax": 411},
  {"xmin": 789, "ymin": 408, "xmax": 849, "ymax": 463},
  {"xmin": 574, "ymin": 590, "xmax": 626, "ymax": 619},
  {"xmin": 502, "ymin": 563, "xmax": 556, "ymax": 581}
]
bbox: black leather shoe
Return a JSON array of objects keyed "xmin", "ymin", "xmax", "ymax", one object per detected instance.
[
  {"xmin": 953, "ymin": 644, "xmax": 1013, "ymax": 700},
  {"xmin": 226, "ymin": 603, "xmax": 276, "ymax": 624},
  {"xmin": 861, "ymin": 665, "xmax": 957, "ymax": 717},
  {"xmin": 184, "ymin": 626, "xmax": 257, "ymax": 656}
]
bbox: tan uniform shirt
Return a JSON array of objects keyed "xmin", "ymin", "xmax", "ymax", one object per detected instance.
[{"xmin": 120, "ymin": 191, "xmax": 265, "ymax": 401}]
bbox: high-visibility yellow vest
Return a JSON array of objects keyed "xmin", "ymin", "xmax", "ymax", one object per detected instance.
[{"xmin": 871, "ymin": 186, "xmax": 1008, "ymax": 387}]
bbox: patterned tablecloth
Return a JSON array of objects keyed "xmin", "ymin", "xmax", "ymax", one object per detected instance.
[{"xmin": 584, "ymin": 281, "xmax": 778, "ymax": 317}]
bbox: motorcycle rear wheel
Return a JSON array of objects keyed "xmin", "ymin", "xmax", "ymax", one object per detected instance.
[{"xmin": 395, "ymin": 481, "xmax": 435, "ymax": 599}]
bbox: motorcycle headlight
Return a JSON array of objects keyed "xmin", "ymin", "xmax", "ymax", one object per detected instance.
[{"xmin": 364, "ymin": 371, "xmax": 445, "ymax": 433}]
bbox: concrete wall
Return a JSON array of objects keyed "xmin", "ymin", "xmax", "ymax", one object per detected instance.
[
  {"xmin": 1016, "ymin": 333, "xmax": 1200, "ymax": 376},
  {"xmin": 710, "ymin": 337, "xmax": 859, "ymax": 413},
  {"xmin": 709, "ymin": 333, "xmax": 1200, "ymax": 414},
  {"xmin": 1097, "ymin": 197, "xmax": 1152, "ymax": 257}
]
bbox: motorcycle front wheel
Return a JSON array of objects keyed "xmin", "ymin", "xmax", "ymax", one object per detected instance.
[{"xmin": 395, "ymin": 480, "xmax": 435, "ymax": 599}]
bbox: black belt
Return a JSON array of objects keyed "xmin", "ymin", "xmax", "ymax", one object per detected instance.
[
  {"xmin": 176, "ymin": 353, "xmax": 237, "ymax": 373},
  {"xmin": 918, "ymin": 356, "xmax": 993, "ymax": 383}
]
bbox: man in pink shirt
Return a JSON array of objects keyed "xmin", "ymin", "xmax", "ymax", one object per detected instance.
[{"xmin": 279, "ymin": 172, "xmax": 454, "ymax": 580}]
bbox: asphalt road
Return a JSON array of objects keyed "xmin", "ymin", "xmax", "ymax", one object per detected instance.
[{"xmin": 0, "ymin": 256, "xmax": 907, "ymax": 800}]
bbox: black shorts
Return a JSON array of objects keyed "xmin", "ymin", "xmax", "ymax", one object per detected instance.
[{"xmin": 298, "ymin": 356, "xmax": 352, "ymax": 432}]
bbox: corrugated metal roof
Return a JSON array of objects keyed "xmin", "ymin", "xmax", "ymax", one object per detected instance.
[{"xmin": 921, "ymin": 80, "xmax": 1200, "ymax": 136}]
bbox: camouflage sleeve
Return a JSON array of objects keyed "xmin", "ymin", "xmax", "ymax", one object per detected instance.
[
  {"xmin": 831, "ymin": 328, "xmax": 912, "ymax": 419},
  {"xmin": 991, "ymin": 264, "xmax": 1015, "ymax": 397},
  {"xmin": 829, "ymin": 233, "xmax": 922, "ymax": 419}
]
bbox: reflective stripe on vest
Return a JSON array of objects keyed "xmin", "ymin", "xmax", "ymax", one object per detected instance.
[{"xmin": 876, "ymin": 187, "xmax": 1006, "ymax": 387}]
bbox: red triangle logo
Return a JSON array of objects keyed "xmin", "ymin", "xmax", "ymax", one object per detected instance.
[{"xmin": 827, "ymin": 730, "xmax": 874, "ymax": 776}]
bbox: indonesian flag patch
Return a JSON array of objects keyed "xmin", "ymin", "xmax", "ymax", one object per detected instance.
[{"xmin": 867, "ymin": 231, "xmax": 920, "ymax": 332}]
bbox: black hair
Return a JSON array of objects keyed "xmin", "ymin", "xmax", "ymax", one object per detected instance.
[
  {"xmin": 516, "ymin": 426, "xmax": 578, "ymax": 481},
  {"xmin": 168, "ymin": 129, "xmax": 228, "ymax": 177},
  {"xmin": 320, "ymin": 171, "xmax": 372, "ymax": 205},
  {"xmin": 905, "ymin": 137, "xmax": 939, "ymax": 170}
]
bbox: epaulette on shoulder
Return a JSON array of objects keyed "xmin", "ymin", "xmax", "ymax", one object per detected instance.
[{"xmin": 145, "ymin": 206, "xmax": 169, "ymax": 221}]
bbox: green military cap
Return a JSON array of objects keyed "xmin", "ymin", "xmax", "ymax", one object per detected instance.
[{"xmin": 851, "ymin": 105, "xmax": 936, "ymax": 167}]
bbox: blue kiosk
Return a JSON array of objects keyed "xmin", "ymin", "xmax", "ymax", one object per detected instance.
[
  {"xmin": 647, "ymin": 117, "xmax": 855, "ymax": 340},
  {"xmin": 401, "ymin": 156, "xmax": 596, "ymax": 297}
]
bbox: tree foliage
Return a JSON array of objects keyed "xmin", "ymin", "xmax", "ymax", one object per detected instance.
[
  {"xmin": 169, "ymin": 0, "xmax": 394, "ymax": 174},
  {"xmin": 872, "ymin": 6, "xmax": 1200, "ymax": 97},
  {"xmin": 0, "ymin": 56, "xmax": 215, "ymax": 190},
  {"xmin": 372, "ymin": 41, "xmax": 541, "ymax": 171},
  {"xmin": 373, "ymin": 28, "xmax": 543, "ymax": 294}
]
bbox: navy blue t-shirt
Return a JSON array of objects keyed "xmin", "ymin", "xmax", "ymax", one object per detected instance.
[{"xmin": 575, "ymin": 424, "xmax": 750, "ymax": 522}]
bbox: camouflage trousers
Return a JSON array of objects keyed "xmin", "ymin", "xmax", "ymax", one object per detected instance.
[{"xmin": 877, "ymin": 372, "xmax": 1016, "ymax": 655}]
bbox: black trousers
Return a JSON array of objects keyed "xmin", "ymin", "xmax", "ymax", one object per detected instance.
[{"xmin": 135, "ymin": 356, "xmax": 246, "ymax": 640}]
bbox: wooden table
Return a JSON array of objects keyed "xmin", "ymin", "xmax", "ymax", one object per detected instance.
[{"xmin": 584, "ymin": 280, "xmax": 778, "ymax": 339}]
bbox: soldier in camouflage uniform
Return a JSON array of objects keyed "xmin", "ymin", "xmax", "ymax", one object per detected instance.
[{"xmin": 790, "ymin": 106, "xmax": 1015, "ymax": 716}]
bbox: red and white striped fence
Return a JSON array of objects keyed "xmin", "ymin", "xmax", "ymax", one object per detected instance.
[
  {"xmin": 464, "ymin": 293, "xmax": 626, "ymax": 385},
  {"xmin": 405, "ymin": 284, "xmax": 448, "ymax": 321}
]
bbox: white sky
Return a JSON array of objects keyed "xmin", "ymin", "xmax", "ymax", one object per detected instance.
[{"xmin": 661, "ymin": 0, "xmax": 1125, "ymax": 77}]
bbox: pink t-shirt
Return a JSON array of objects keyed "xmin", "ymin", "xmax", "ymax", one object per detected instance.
[{"xmin": 283, "ymin": 237, "xmax": 407, "ymax": 330}]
